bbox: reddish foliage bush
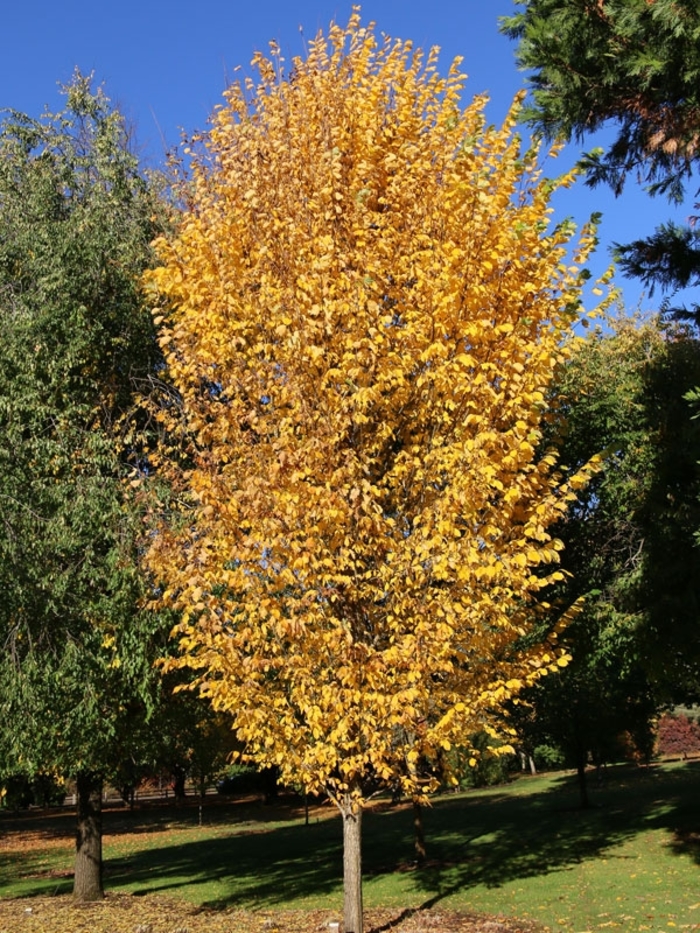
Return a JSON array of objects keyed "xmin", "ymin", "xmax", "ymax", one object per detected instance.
[{"xmin": 657, "ymin": 714, "xmax": 700, "ymax": 759}]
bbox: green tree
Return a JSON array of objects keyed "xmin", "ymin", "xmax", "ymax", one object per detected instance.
[
  {"xmin": 145, "ymin": 682, "xmax": 236, "ymax": 805},
  {"xmin": 501, "ymin": 0, "xmax": 700, "ymax": 321},
  {"xmin": 516, "ymin": 315, "xmax": 700, "ymax": 800},
  {"xmin": 0, "ymin": 72, "xmax": 171, "ymax": 900}
]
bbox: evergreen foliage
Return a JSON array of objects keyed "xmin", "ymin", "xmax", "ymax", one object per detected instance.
[{"xmin": 501, "ymin": 0, "xmax": 700, "ymax": 320}]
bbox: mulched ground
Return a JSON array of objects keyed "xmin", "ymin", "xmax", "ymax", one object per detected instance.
[{"xmin": 0, "ymin": 893, "xmax": 549, "ymax": 933}]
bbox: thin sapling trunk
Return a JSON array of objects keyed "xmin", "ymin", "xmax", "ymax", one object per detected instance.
[{"xmin": 340, "ymin": 789, "xmax": 363, "ymax": 933}]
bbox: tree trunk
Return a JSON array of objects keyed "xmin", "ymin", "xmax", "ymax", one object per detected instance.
[
  {"xmin": 74, "ymin": 771, "xmax": 104, "ymax": 901},
  {"xmin": 341, "ymin": 791, "xmax": 363, "ymax": 933},
  {"xmin": 576, "ymin": 753, "xmax": 590, "ymax": 809},
  {"xmin": 262, "ymin": 765, "xmax": 279, "ymax": 804},
  {"xmin": 413, "ymin": 797, "xmax": 426, "ymax": 865},
  {"xmin": 573, "ymin": 711, "xmax": 590, "ymax": 810},
  {"xmin": 172, "ymin": 766, "xmax": 187, "ymax": 804}
]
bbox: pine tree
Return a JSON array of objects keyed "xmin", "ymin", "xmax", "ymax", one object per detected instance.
[{"xmin": 501, "ymin": 0, "xmax": 700, "ymax": 320}]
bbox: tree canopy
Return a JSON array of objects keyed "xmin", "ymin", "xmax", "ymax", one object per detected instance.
[
  {"xmin": 0, "ymin": 72, "xmax": 171, "ymax": 900},
  {"xmin": 501, "ymin": 0, "xmax": 700, "ymax": 320},
  {"xmin": 559, "ymin": 316, "xmax": 700, "ymax": 700},
  {"xmin": 514, "ymin": 315, "xmax": 700, "ymax": 802},
  {"xmin": 143, "ymin": 15, "xmax": 608, "ymax": 932}
]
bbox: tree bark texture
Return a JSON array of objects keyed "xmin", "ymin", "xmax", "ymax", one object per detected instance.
[
  {"xmin": 74, "ymin": 771, "xmax": 104, "ymax": 901},
  {"xmin": 341, "ymin": 793, "xmax": 363, "ymax": 933}
]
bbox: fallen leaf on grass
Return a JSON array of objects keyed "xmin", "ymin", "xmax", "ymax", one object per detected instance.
[{"xmin": 0, "ymin": 894, "xmax": 550, "ymax": 933}]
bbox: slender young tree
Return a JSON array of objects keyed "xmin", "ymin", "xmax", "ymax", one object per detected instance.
[{"xmin": 144, "ymin": 15, "xmax": 608, "ymax": 932}]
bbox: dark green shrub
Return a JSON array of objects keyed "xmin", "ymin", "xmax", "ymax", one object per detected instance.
[
  {"xmin": 533, "ymin": 743, "xmax": 566, "ymax": 771},
  {"xmin": 460, "ymin": 732, "xmax": 514, "ymax": 788}
]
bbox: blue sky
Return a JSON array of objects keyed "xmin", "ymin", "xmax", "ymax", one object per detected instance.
[{"xmin": 2, "ymin": 0, "xmax": 690, "ymax": 313}]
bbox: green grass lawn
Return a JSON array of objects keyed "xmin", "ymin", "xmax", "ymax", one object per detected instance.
[{"xmin": 1, "ymin": 761, "xmax": 699, "ymax": 932}]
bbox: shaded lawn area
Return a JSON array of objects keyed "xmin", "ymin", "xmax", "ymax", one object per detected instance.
[{"xmin": 1, "ymin": 762, "xmax": 699, "ymax": 932}]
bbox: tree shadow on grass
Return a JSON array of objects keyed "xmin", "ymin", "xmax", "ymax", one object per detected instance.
[
  {"xmin": 657, "ymin": 761, "xmax": 700, "ymax": 866},
  {"xmin": 373, "ymin": 761, "xmax": 700, "ymax": 912},
  {"xmin": 103, "ymin": 761, "xmax": 700, "ymax": 914},
  {"xmin": 3, "ymin": 763, "xmax": 699, "ymax": 913},
  {"xmin": 104, "ymin": 793, "xmax": 318, "ymax": 836},
  {"xmin": 0, "ymin": 853, "xmax": 74, "ymax": 898},
  {"xmin": 0, "ymin": 793, "xmax": 331, "ymax": 901},
  {"xmin": 106, "ymin": 809, "xmax": 344, "ymax": 908},
  {"xmin": 0, "ymin": 791, "xmax": 313, "ymax": 842}
]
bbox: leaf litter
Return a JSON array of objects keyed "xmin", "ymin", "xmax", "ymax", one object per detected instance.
[{"xmin": 0, "ymin": 893, "xmax": 548, "ymax": 933}]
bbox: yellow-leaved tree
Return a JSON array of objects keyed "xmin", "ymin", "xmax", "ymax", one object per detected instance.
[{"xmin": 144, "ymin": 13, "xmax": 609, "ymax": 932}]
